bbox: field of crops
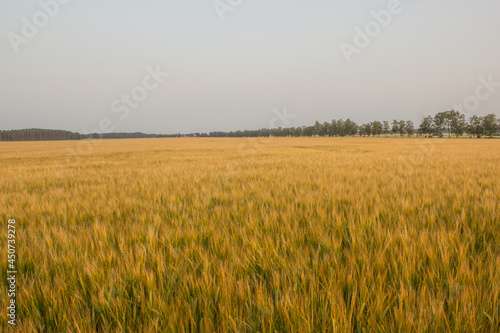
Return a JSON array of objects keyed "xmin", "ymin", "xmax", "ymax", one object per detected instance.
[{"xmin": 1, "ymin": 138, "xmax": 499, "ymax": 332}]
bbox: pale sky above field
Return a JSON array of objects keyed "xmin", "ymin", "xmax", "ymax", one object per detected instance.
[{"xmin": 1, "ymin": 0, "xmax": 499, "ymax": 134}]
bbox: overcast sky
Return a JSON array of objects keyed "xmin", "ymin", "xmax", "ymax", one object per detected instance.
[{"xmin": 1, "ymin": 0, "xmax": 499, "ymax": 134}]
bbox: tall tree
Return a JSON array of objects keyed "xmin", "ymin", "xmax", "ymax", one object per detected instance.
[
  {"xmin": 405, "ymin": 121, "xmax": 415, "ymax": 137},
  {"xmin": 365, "ymin": 123, "xmax": 373, "ymax": 137},
  {"xmin": 330, "ymin": 119, "xmax": 339, "ymax": 137},
  {"xmin": 419, "ymin": 116, "xmax": 434, "ymax": 137},
  {"xmin": 482, "ymin": 114, "xmax": 498, "ymax": 138},
  {"xmin": 468, "ymin": 115, "xmax": 483, "ymax": 138},
  {"xmin": 358, "ymin": 124, "xmax": 367, "ymax": 137},
  {"xmin": 382, "ymin": 121, "xmax": 390, "ymax": 136},
  {"xmin": 322, "ymin": 122, "xmax": 330, "ymax": 136},
  {"xmin": 442, "ymin": 110, "xmax": 454, "ymax": 137},
  {"xmin": 392, "ymin": 120, "xmax": 400, "ymax": 136},
  {"xmin": 314, "ymin": 121, "xmax": 322, "ymax": 136},
  {"xmin": 433, "ymin": 113, "xmax": 446, "ymax": 137},
  {"xmin": 450, "ymin": 111, "xmax": 466, "ymax": 137},
  {"xmin": 337, "ymin": 119, "xmax": 346, "ymax": 137},
  {"xmin": 371, "ymin": 121, "xmax": 382, "ymax": 137},
  {"xmin": 344, "ymin": 119, "xmax": 358, "ymax": 136},
  {"xmin": 398, "ymin": 120, "xmax": 406, "ymax": 136}
]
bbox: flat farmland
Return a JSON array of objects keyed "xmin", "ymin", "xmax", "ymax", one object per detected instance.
[{"xmin": 1, "ymin": 138, "xmax": 499, "ymax": 332}]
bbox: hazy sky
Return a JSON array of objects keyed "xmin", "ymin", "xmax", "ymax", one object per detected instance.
[{"xmin": 1, "ymin": 0, "xmax": 499, "ymax": 134}]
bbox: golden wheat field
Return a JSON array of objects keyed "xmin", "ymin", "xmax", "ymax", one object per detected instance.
[{"xmin": 0, "ymin": 137, "xmax": 499, "ymax": 332}]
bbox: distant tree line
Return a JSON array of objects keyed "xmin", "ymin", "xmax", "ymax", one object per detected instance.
[
  {"xmin": 82, "ymin": 132, "xmax": 178, "ymax": 139},
  {"xmin": 418, "ymin": 112, "xmax": 498, "ymax": 138},
  {"xmin": 1, "ymin": 111, "xmax": 498, "ymax": 141},
  {"xmin": 0, "ymin": 129, "xmax": 81, "ymax": 141},
  {"xmin": 209, "ymin": 111, "xmax": 499, "ymax": 138},
  {"xmin": 209, "ymin": 118, "xmax": 360, "ymax": 138},
  {"xmin": 81, "ymin": 132, "xmax": 212, "ymax": 139}
]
